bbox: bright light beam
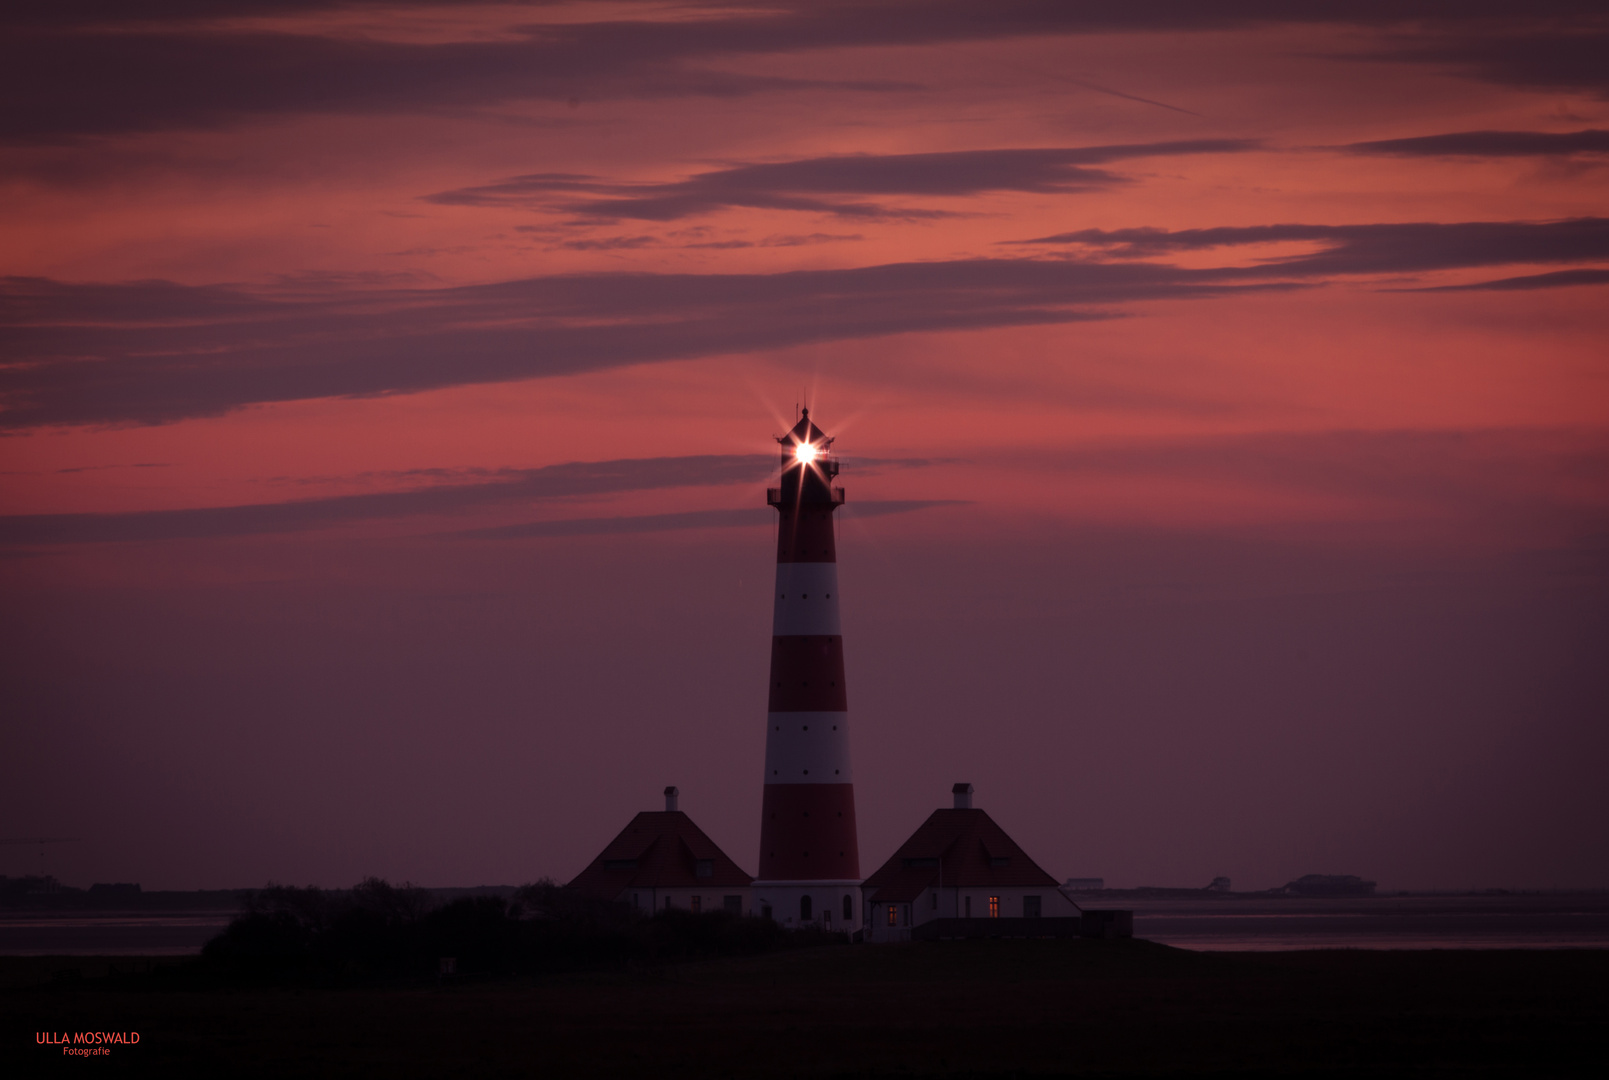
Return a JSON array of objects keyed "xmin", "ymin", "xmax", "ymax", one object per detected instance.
[{"xmin": 795, "ymin": 441, "xmax": 818, "ymax": 465}]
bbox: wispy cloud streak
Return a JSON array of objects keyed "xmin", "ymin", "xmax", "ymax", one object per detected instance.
[
  {"xmin": 1382, "ymin": 25, "xmax": 1609, "ymax": 100},
  {"xmin": 6, "ymin": 217, "xmax": 1608, "ymax": 431},
  {"xmin": 0, "ymin": 260, "xmax": 1284, "ymax": 430},
  {"xmin": 1399, "ymin": 268, "xmax": 1609, "ymax": 292},
  {"xmin": 1013, "ymin": 218, "xmax": 1609, "ymax": 276},
  {"xmin": 426, "ymin": 142, "xmax": 1258, "ymax": 221},
  {"xmin": 0, "ymin": 455, "xmax": 772, "ymax": 545},
  {"xmin": 3, "ymin": 3, "xmax": 1606, "ymax": 141},
  {"xmin": 1345, "ymin": 129, "xmax": 1609, "ymax": 158},
  {"xmin": 8, "ymin": 426, "xmax": 1602, "ymax": 547}
]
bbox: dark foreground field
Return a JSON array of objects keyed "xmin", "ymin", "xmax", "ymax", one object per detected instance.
[{"xmin": 7, "ymin": 941, "xmax": 1607, "ymax": 1078}]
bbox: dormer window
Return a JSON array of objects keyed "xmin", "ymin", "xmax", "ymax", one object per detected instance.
[{"xmin": 695, "ymin": 859, "xmax": 714, "ymax": 878}]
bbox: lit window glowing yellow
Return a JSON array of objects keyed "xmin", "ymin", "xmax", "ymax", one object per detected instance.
[{"xmin": 794, "ymin": 441, "xmax": 818, "ymax": 465}]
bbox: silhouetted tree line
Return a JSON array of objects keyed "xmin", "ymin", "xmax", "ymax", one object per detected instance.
[
  {"xmin": 0, "ymin": 875, "xmax": 72, "ymax": 907},
  {"xmin": 202, "ymin": 878, "xmax": 844, "ymax": 979}
]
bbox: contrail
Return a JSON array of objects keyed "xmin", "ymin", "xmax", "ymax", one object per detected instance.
[{"xmin": 1064, "ymin": 76, "xmax": 1203, "ymax": 117}]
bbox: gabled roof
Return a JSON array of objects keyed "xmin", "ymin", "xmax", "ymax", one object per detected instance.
[
  {"xmin": 567, "ymin": 811, "xmax": 754, "ymax": 900},
  {"xmin": 861, "ymin": 808, "xmax": 1060, "ymax": 904}
]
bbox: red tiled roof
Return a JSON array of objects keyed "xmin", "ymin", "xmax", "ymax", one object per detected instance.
[
  {"xmin": 861, "ymin": 808, "xmax": 1060, "ymax": 904},
  {"xmin": 567, "ymin": 811, "xmax": 754, "ymax": 900}
]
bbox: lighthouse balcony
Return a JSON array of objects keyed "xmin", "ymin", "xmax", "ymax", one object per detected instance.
[{"xmin": 767, "ymin": 486, "xmax": 845, "ymax": 507}]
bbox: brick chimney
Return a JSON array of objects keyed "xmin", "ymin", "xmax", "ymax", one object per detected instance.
[
  {"xmin": 664, "ymin": 786, "xmax": 679, "ymax": 812},
  {"xmin": 952, "ymin": 782, "xmax": 973, "ymax": 810}
]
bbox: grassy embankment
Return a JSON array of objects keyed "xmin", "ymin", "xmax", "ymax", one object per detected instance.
[{"xmin": 8, "ymin": 940, "xmax": 1608, "ymax": 1077}]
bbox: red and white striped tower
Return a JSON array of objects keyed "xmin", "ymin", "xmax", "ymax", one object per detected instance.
[{"xmin": 752, "ymin": 408, "xmax": 861, "ymax": 930}]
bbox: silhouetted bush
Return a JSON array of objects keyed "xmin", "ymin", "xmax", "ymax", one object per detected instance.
[
  {"xmin": 203, "ymin": 878, "xmax": 845, "ymax": 981},
  {"xmin": 201, "ymin": 910, "xmax": 313, "ymax": 970},
  {"xmin": 203, "ymin": 878, "xmax": 433, "ymax": 975}
]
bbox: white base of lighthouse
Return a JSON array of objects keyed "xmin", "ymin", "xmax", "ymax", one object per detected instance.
[{"xmin": 752, "ymin": 879, "xmax": 862, "ymax": 931}]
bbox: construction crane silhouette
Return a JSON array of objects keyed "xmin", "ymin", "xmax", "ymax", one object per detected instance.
[{"xmin": 0, "ymin": 837, "xmax": 81, "ymax": 881}]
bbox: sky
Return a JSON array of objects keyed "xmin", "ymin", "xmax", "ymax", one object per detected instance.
[{"xmin": 1, "ymin": 1, "xmax": 1606, "ymax": 893}]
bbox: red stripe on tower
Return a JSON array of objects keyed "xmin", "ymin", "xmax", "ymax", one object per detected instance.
[{"xmin": 753, "ymin": 409, "xmax": 861, "ymax": 930}]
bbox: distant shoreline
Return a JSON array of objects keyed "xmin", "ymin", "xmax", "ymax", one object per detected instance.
[
  {"xmin": 6, "ymin": 891, "xmax": 1609, "ymax": 956},
  {"xmin": 6, "ymin": 885, "xmax": 1608, "ymax": 914}
]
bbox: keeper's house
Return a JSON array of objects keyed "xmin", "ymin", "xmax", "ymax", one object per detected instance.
[
  {"xmin": 860, "ymin": 783, "xmax": 1079, "ymax": 942},
  {"xmin": 568, "ymin": 787, "xmax": 753, "ymax": 915}
]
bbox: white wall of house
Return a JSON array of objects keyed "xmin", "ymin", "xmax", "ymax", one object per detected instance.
[
  {"xmin": 615, "ymin": 883, "xmax": 864, "ymax": 926},
  {"xmin": 618, "ymin": 888, "xmax": 752, "ymax": 916},
  {"xmin": 862, "ymin": 885, "xmax": 1080, "ymax": 943},
  {"xmin": 751, "ymin": 880, "xmax": 860, "ymax": 930}
]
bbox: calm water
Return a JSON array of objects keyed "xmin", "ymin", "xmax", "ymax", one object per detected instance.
[
  {"xmin": 3, "ymin": 894, "xmax": 1607, "ymax": 955},
  {"xmin": 0, "ymin": 913, "xmax": 233, "ymax": 956},
  {"xmin": 1126, "ymin": 894, "xmax": 1609, "ymax": 951}
]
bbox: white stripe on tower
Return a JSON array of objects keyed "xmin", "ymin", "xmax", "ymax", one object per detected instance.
[
  {"xmin": 770, "ymin": 563, "xmax": 842, "ymax": 637},
  {"xmin": 763, "ymin": 713, "xmax": 853, "ymax": 781}
]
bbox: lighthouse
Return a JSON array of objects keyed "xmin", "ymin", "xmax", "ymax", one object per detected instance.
[{"xmin": 751, "ymin": 409, "xmax": 862, "ymax": 931}]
